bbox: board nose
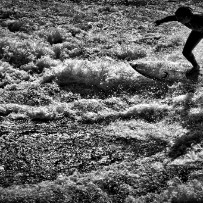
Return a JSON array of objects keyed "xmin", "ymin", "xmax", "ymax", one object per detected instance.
[{"xmin": 129, "ymin": 62, "xmax": 137, "ymax": 69}]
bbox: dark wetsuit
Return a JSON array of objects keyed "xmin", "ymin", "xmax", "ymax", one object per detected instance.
[{"xmin": 158, "ymin": 14, "xmax": 203, "ymax": 68}]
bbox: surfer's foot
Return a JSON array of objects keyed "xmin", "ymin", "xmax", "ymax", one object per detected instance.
[{"xmin": 186, "ymin": 65, "xmax": 200, "ymax": 78}]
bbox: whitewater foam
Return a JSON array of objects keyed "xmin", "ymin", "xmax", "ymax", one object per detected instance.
[{"xmin": 41, "ymin": 59, "xmax": 139, "ymax": 90}]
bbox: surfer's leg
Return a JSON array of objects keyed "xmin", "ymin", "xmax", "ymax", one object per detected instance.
[{"xmin": 182, "ymin": 31, "xmax": 203, "ymax": 75}]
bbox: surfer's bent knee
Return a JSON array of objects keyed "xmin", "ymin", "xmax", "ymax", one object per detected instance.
[{"xmin": 182, "ymin": 49, "xmax": 192, "ymax": 57}]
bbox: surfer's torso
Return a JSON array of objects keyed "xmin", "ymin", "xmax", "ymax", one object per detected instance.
[{"xmin": 183, "ymin": 14, "xmax": 203, "ymax": 33}]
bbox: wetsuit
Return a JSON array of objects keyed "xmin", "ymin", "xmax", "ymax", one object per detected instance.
[{"xmin": 157, "ymin": 14, "xmax": 203, "ymax": 68}]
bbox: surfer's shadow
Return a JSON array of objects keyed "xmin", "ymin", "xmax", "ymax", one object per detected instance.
[{"xmin": 168, "ymin": 75, "xmax": 203, "ymax": 160}]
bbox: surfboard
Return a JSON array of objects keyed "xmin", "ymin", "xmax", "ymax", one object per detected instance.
[{"xmin": 129, "ymin": 61, "xmax": 201, "ymax": 83}]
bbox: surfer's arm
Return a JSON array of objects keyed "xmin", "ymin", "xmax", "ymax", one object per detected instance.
[{"xmin": 155, "ymin": 15, "xmax": 177, "ymax": 26}]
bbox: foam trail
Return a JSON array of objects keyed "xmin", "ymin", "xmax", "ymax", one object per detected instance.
[
  {"xmin": 82, "ymin": 103, "xmax": 172, "ymax": 123},
  {"xmin": 42, "ymin": 59, "xmax": 140, "ymax": 90}
]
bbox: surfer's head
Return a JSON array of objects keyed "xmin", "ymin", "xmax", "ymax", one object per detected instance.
[{"xmin": 175, "ymin": 6, "xmax": 193, "ymax": 24}]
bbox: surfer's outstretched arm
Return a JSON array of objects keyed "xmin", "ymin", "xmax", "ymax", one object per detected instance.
[{"xmin": 155, "ymin": 15, "xmax": 177, "ymax": 26}]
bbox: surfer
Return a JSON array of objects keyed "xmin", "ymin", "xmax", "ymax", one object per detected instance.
[{"xmin": 155, "ymin": 6, "xmax": 203, "ymax": 78}]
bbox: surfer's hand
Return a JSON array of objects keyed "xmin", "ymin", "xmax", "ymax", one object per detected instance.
[{"xmin": 154, "ymin": 20, "xmax": 161, "ymax": 26}]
